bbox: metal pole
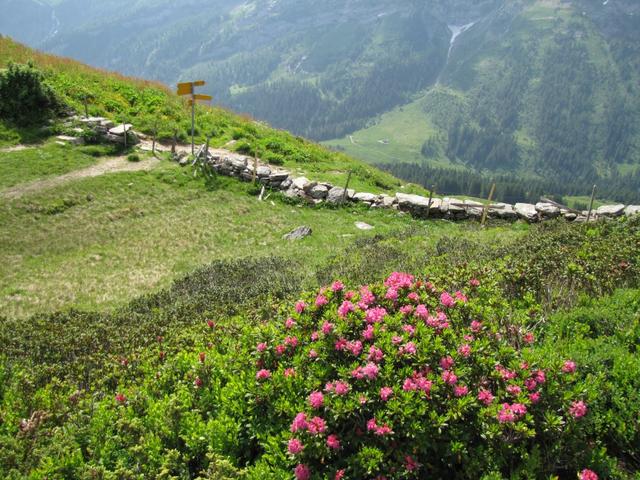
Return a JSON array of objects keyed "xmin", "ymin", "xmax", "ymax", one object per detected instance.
[
  {"xmin": 586, "ymin": 184, "xmax": 597, "ymax": 222},
  {"xmin": 481, "ymin": 183, "xmax": 496, "ymax": 227},
  {"xmin": 191, "ymin": 96, "xmax": 195, "ymax": 155}
]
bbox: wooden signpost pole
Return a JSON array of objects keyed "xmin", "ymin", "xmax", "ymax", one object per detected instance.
[
  {"xmin": 586, "ymin": 185, "xmax": 597, "ymax": 222},
  {"xmin": 176, "ymin": 81, "xmax": 211, "ymax": 157},
  {"xmin": 481, "ymin": 183, "xmax": 496, "ymax": 227}
]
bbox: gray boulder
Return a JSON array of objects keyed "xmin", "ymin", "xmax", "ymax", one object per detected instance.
[
  {"xmin": 327, "ymin": 187, "xmax": 355, "ymax": 204},
  {"xmin": 535, "ymin": 202, "xmax": 561, "ymax": 218},
  {"xmin": 625, "ymin": 205, "xmax": 640, "ymax": 217},
  {"xmin": 283, "ymin": 226, "xmax": 312, "ymax": 241},
  {"xmin": 292, "ymin": 177, "xmax": 312, "ymax": 191},
  {"xmin": 464, "ymin": 200, "xmax": 484, "ymax": 218},
  {"xmin": 490, "ymin": 203, "xmax": 518, "ymax": 220},
  {"xmin": 108, "ymin": 124, "xmax": 133, "ymax": 136},
  {"xmin": 353, "ymin": 192, "xmax": 377, "ymax": 203},
  {"xmin": 597, "ymin": 204, "xmax": 625, "ymax": 217},
  {"xmin": 309, "ymin": 184, "xmax": 329, "ymax": 200},
  {"xmin": 515, "ymin": 203, "xmax": 539, "ymax": 222}
]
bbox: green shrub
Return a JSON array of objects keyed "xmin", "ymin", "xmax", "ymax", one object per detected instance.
[
  {"xmin": 0, "ymin": 62, "xmax": 61, "ymax": 125},
  {"xmin": 127, "ymin": 153, "xmax": 140, "ymax": 162},
  {"xmin": 263, "ymin": 151, "xmax": 285, "ymax": 166},
  {"xmin": 234, "ymin": 141, "xmax": 254, "ymax": 155}
]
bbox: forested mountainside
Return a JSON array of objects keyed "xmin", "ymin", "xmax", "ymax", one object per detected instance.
[{"xmin": 1, "ymin": 0, "xmax": 639, "ymax": 201}]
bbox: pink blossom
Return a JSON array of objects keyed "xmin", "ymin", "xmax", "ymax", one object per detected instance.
[
  {"xmin": 334, "ymin": 338, "xmax": 348, "ymax": 351},
  {"xmin": 313, "ymin": 295, "xmax": 327, "ymax": 309},
  {"xmin": 569, "ymin": 400, "xmax": 588, "ymax": 418},
  {"xmin": 425, "ymin": 315, "xmax": 439, "ymax": 328},
  {"xmin": 416, "ymin": 377, "xmax": 433, "ymax": 394},
  {"xmin": 470, "ymin": 320, "xmax": 483, "ymax": 333},
  {"xmin": 115, "ymin": 393, "xmax": 126, "ymax": 404},
  {"xmin": 407, "ymin": 292, "xmax": 420, "ymax": 303},
  {"xmin": 285, "ymin": 317, "xmax": 296, "ymax": 329},
  {"xmin": 454, "ymin": 291, "xmax": 468, "ymax": 303},
  {"xmin": 338, "ymin": 301, "xmax": 355, "ymax": 318},
  {"xmin": 520, "ymin": 362, "xmax": 530, "ymax": 370},
  {"xmin": 256, "ymin": 342, "xmax": 267, "ymax": 353},
  {"xmin": 307, "ymin": 416, "xmax": 327, "ymax": 435},
  {"xmin": 295, "ymin": 301, "xmax": 306, "ymax": 314},
  {"xmin": 367, "ymin": 418, "xmax": 393, "ymax": 436},
  {"xmin": 524, "ymin": 378, "xmax": 537, "ymax": 391},
  {"xmin": 403, "ymin": 378, "xmax": 417, "ymax": 391},
  {"xmin": 580, "ymin": 469, "xmax": 599, "ymax": 480},
  {"xmin": 294, "ymin": 464, "xmax": 311, "ymax": 480},
  {"xmin": 362, "ymin": 324, "xmax": 375, "ymax": 341},
  {"xmin": 507, "ymin": 385, "xmax": 522, "ymax": 396},
  {"xmin": 399, "ymin": 341, "xmax": 417, "ymax": 355},
  {"xmin": 464, "ymin": 334, "xmax": 475, "ymax": 342},
  {"xmin": 368, "ymin": 345, "xmax": 384, "ymax": 363},
  {"xmin": 359, "ymin": 286, "xmax": 376, "ymax": 307},
  {"xmin": 285, "ymin": 336, "xmax": 298, "ymax": 348},
  {"xmin": 335, "ymin": 469, "xmax": 345, "ymax": 480},
  {"xmin": 366, "ymin": 418, "xmax": 378, "ymax": 431},
  {"xmin": 284, "ymin": 368, "xmax": 296, "ymax": 377},
  {"xmin": 496, "ymin": 365, "xmax": 516, "ymax": 381},
  {"xmin": 400, "ymin": 305, "xmax": 414, "ymax": 316},
  {"xmin": 529, "ymin": 392, "xmax": 541, "ymax": 404},
  {"xmin": 309, "ymin": 349, "xmax": 318, "ymax": 359},
  {"xmin": 256, "ymin": 369, "xmax": 271, "ymax": 380},
  {"xmin": 326, "ymin": 434, "xmax": 341, "ymax": 450},
  {"xmin": 288, "ymin": 438, "xmax": 304, "ymax": 455},
  {"xmin": 497, "ymin": 404, "xmax": 516, "ymax": 423},
  {"xmin": 309, "ymin": 391, "xmax": 324, "ymax": 409},
  {"xmin": 414, "ymin": 304, "xmax": 429, "ymax": 320},
  {"xmin": 347, "ymin": 340, "xmax": 363, "ymax": 356},
  {"xmin": 440, "ymin": 356, "xmax": 455, "ymax": 370},
  {"xmin": 361, "ymin": 362, "xmax": 379, "ymax": 379},
  {"xmin": 385, "ymin": 272, "xmax": 414, "ymax": 289},
  {"xmin": 325, "ymin": 382, "xmax": 335, "ymax": 392},
  {"xmin": 291, "ymin": 413, "xmax": 308, "ymax": 432},
  {"xmin": 478, "ymin": 389, "xmax": 494, "ymax": 405},
  {"xmin": 454, "ymin": 385, "xmax": 469, "ymax": 397},
  {"xmin": 523, "ymin": 332, "xmax": 535, "ymax": 344},
  {"xmin": 310, "ymin": 331, "xmax": 319, "ymax": 342},
  {"xmin": 275, "ymin": 344, "xmax": 286, "ymax": 356},
  {"xmin": 331, "ymin": 280, "xmax": 345, "ymax": 292},
  {"xmin": 345, "ymin": 290, "xmax": 355, "ymax": 300},
  {"xmin": 534, "ymin": 369, "xmax": 546, "ymax": 384},
  {"xmin": 440, "ymin": 292, "xmax": 455, "ymax": 308},
  {"xmin": 392, "ymin": 335, "xmax": 403, "ymax": 345},
  {"xmin": 359, "ymin": 395, "xmax": 367, "ymax": 405},
  {"xmin": 322, "ymin": 321, "xmax": 334, "ymax": 335},
  {"xmin": 511, "ymin": 403, "xmax": 527, "ymax": 416},
  {"xmin": 402, "ymin": 324, "xmax": 416, "ymax": 336},
  {"xmin": 404, "ymin": 455, "xmax": 419, "ymax": 472},
  {"xmin": 562, "ymin": 360, "xmax": 577, "ymax": 373},
  {"xmin": 470, "ymin": 278, "xmax": 480, "ymax": 287},
  {"xmin": 334, "ymin": 381, "xmax": 350, "ymax": 395},
  {"xmin": 380, "ymin": 386, "xmax": 394, "ymax": 401},
  {"xmin": 385, "ymin": 288, "xmax": 398, "ymax": 301},
  {"xmin": 458, "ymin": 344, "xmax": 472, "ymax": 357},
  {"xmin": 365, "ymin": 307, "xmax": 387, "ymax": 324},
  {"xmin": 442, "ymin": 370, "xmax": 458, "ymax": 385}
]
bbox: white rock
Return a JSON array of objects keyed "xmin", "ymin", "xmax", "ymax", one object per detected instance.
[
  {"xmin": 395, "ymin": 193, "xmax": 431, "ymax": 209},
  {"xmin": 309, "ymin": 184, "xmax": 329, "ymax": 199},
  {"xmin": 596, "ymin": 204, "xmax": 626, "ymax": 217},
  {"xmin": 536, "ymin": 202, "xmax": 561, "ymax": 217},
  {"xmin": 292, "ymin": 177, "xmax": 312, "ymax": 191},
  {"xmin": 515, "ymin": 203, "xmax": 539, "ymax": 222},
  {"xmin": 108, "ymin": 124, "xmax": 133, "ymax": 135},
  {"xmin": 355, "ymin": 222, "xmax": 374, "ymax": 230},
  {"xmin": 625, "ymin": 205, "xmax": 640, "ymax": 217},
  {"xmin": 353, "ymin": 192, "xmax": 377, "ymax": 203}
]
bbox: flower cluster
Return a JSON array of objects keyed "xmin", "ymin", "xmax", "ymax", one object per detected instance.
[{"xmin": 252, "ymin": 273, "xmax": 589, "ymax": 479}]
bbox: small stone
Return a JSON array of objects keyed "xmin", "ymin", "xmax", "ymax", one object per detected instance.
[
  {"xmin": 355, "ymin": 222, "xmax": 374, "ymax": 230},
  {"xmin": 353, "ymin": 192, "xmax": 377, "ymax": 203},
  {"xmin": 108, "ymin": 124, "xmax": 133, "ymax": 136},
  {"xmin": 283, "ymin": 226, "xmax": 312, "ymax": 241}
]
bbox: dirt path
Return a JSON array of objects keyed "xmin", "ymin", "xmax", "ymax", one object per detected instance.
[
  {"xmin": 2, "ymin": 155, "xmax": 160, "ymax": 199},
  {"xmin": 0, "ymin": 145, "xmax": 33, "ymax": 153}
]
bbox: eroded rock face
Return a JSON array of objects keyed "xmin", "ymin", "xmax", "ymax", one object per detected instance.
[
  {"xmin": 597, "ymin": 204, "xmax": 626, "ymax": 217},
  {"xmin": 283, "ymin": 226, "xmax": 312, "ymax": 241}
]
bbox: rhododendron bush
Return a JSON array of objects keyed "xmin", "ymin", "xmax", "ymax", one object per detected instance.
[{"xmin": 251, "ymin": 273, "xmax": 592, "ymax": 479}]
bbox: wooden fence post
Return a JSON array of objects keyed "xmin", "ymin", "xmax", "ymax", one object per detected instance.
[
  {"xmin": 341, "ymin": 170, "xmax": 352, "ymax": 205},
  {"xmin": 426, "ymin": 185, "xmax": 435, "ymax": 219},
  {"xmin": 481, "ymin": 183, "xmax": 496, "ymax": 227},
  {"xmin": 586, "ymin": 185, "xmax": 597, "ymax": 222},
  {"xmin": 122, "ymin": 119, "xmax": 127, "ymax": 149},
  {"xmin": 152, "ymin": 121, "xmax": 158, "ymax": 156}
]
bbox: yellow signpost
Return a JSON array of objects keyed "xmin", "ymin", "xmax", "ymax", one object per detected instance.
[{"xmin": 177, "ymin": 80, "xmax": 208, "ymax": 154}]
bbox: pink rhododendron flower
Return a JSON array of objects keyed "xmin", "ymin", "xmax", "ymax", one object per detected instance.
[
  {"xmin": 365, "ymin": 307, "xmax": 387, "ymax": 324},
  {"xmin": 326, "ymin": 434, "xmax": 341, "ymax": 450},
  {"xmin": 284, "ymin": 368, "xmax": 296, "ymax": 377},
  {"xmin": 454, "ymin": 385, "xmax": 469, "ymax": 397},
  {"xmin": 256, "ymin": 342, "xmax": 267, "ymax": 353},
  {"xmin": 470, "ymin": 320, "xmax": 483, "ymax": 333},
  {"xmin": 400, "ymin": 305, "xmax": 414, "ymax": 316},
  {"xmin": 392, "ymin": 335, "xmax": 403, "ymax": 345},
  {"xmin": 256, "ymin": 369, "xmax": 271, "ymax": 380},
  {"xmin": 285, "ymin": 336, "xmax": 298, "ymax": 348},
  {"xmin": 497, "ymin": 404, "xmax": 516, "ymax": 423},
  {"xmin": 338, "ymin": 301, "xmax": 355, "ymax": 318},
  {"xmin": 402, "ymin": 324, "xmax": 416, "ymax": 336},
  {"xmin": 347, "ymin": 340, "xmax": 363, "ymax": 356},
  {"xmin": 309, "ymin": 391, "xmax": 324, "ymax": 409},
  {"xmin": 345, "ymin": 290, "xmax": 355, "ymax": 300},
  {"xmin": 322, "ymin": 321, "xmax": 334, "ymax": 335},
  {"xmin": 362, "ymin": 324, "xmax": 375, "ymax": 341},
  {"xmin": 275, "ymin": 344, "xmax": 286, "ymax": 356},
  {"xmin": 335, "ymin": 338, "xmax": 348, "ymax": 351},
  {"xmin": 440, "ymin": 356, "xmax": 455, "ymax": 370},
  {"xmin": 523, "ymin": 332, "xmax": 535, "ymax": 344},
  {"xmin": 442, "ymin": 370, "xmax": 458, "ymax": 385},
  {"xmin": 385, "ymin": 288, "xmax": 398, "ymax": 300},
  {"xmin": 416, "ymin": 377, "xmax": 433, "ymax": 394},
  {"xmin": 470, "ymin": 278, "xmax": 480, "ymax": 287},
  {"xmin": 294, "ymin": 464, "xmax": 311, "ymax": 480},
  {"xmin": 403, "ymin": 378, "xmax": 417, "ymax": 391},
  {"xmin": 194, "ymin": 376, "xmax": 203, "ymax": 388},
  {"xmin": 315, "ymin": 294, "xmax": 328, "ymax": 308},
  {"xmin": 368, "ymin": 345, "xmax": 384, "ymax": 363},
  {"xmin": 407, "ymin": 292, "xmax": 420, "ymax": 303},
  {"xmin": 291, "ymin": 413, "xmax": 308, "ymax": 432},
  {"xmin": 309, "ymin": 349, "xmax": 318, "ymax": 359},
  {"xmin": 362, "ymin": 362, "xmax": 379, "ymax": 379},
  {"xmin": 440, "ymin": 292, "xmax": 455, "ymax": 308},
  {"xmin": 458, "ymin": 344, "xmax": 472, "ymax": 357},
  {"xmin": 529, "ymin": 392, "xmax": 541, "ymax": 404},
  {"xmin": 454, "ymin": 291, "xmax": 468, "ymax": 303},
  {"xmin": 380, "ymin": 386, "xmax": 394, "ymax": 401},
  {"xmin": 288, "ymin": 438, "xmax": 304, "ymax": 455},
  {"xmin": 115, "ymin": 393, "xmax": 126, "ymax": 404},
  {"xmin": 359, "ymin": 286, "xmax": 376, "ymax": 307},
  {"xmin": 331, "ymin": 280, "xmax": 344, "ymax": 292},
  {"xmin": 307, "ymin": 416, "xmax": 327, "ymax": 435},
  {"xmin": 534, "ymin": 369, "xmax": 546, "ymax": 384},
  {"xmin": 385, "ymin": 272, "xmax": 414, "ymax": 289},
  {"xmin": 478, "ymin": 389, "xmax": 495, "ymax": 405},
  {"xmin": 562, "ymin": 360, "xmax": 577, "ymax": 373},
  {"xmin": 335, "ymin": 469, "xmax": 345, "ymax": 480},
  {"xmin": 569, "ymin": 400, "xmax": 588, "ymax": 418},
  {"xmin": 464, "ymin": 334, "xmax": 475, "ymax": 342},
  {"xmin": 580, "ymin": 469, "xmax": 599, "ymax": 480},
  {"xmin": 496, "ymin": 365, "xmax": 517, "ymax": 381},
  {"xmin": 425, "ymin": 315, "xmax": 440, "ymax": 328},
  {"xmin": 414, "ymin": 304, "xmax": 429, "ymax": 320},
  {"xmin": 511, "ymin": 403, "xmax": 527, "ymax": 416},
  {"xmin": 334, "ymin": 381, "xmax": 350, "ymax": 395},
  {"xmin": 295, "ymin": 301, "xmax": 306, "ymax": 314},
  {"xmin": 310, "ymin": 331, "xmax": 319, "ymax": 342},
  {"xmin": 405, "ymin": 455, "xmax": 419, "ymax": 472},
  {"xmin": 359, "ymin": 395, "xmax": 368, "ymax": 405},
  {"xmin": 507, "ymin": 385, "xmax": 522, "ymax": 396},
  {"xmin": 399, "ymin": 342, "xmax": 417, "ymax": 355},
  {"xmin": 285, "ymin": 317, "xmax": 296, "ymax": 329},
  {"xmin": 524, "ymin": 378, "xmax": 537, "ymax": 391},
  {"xmin": 367, "ymin": 418, "xmax": 393, "ymax": 436}
]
